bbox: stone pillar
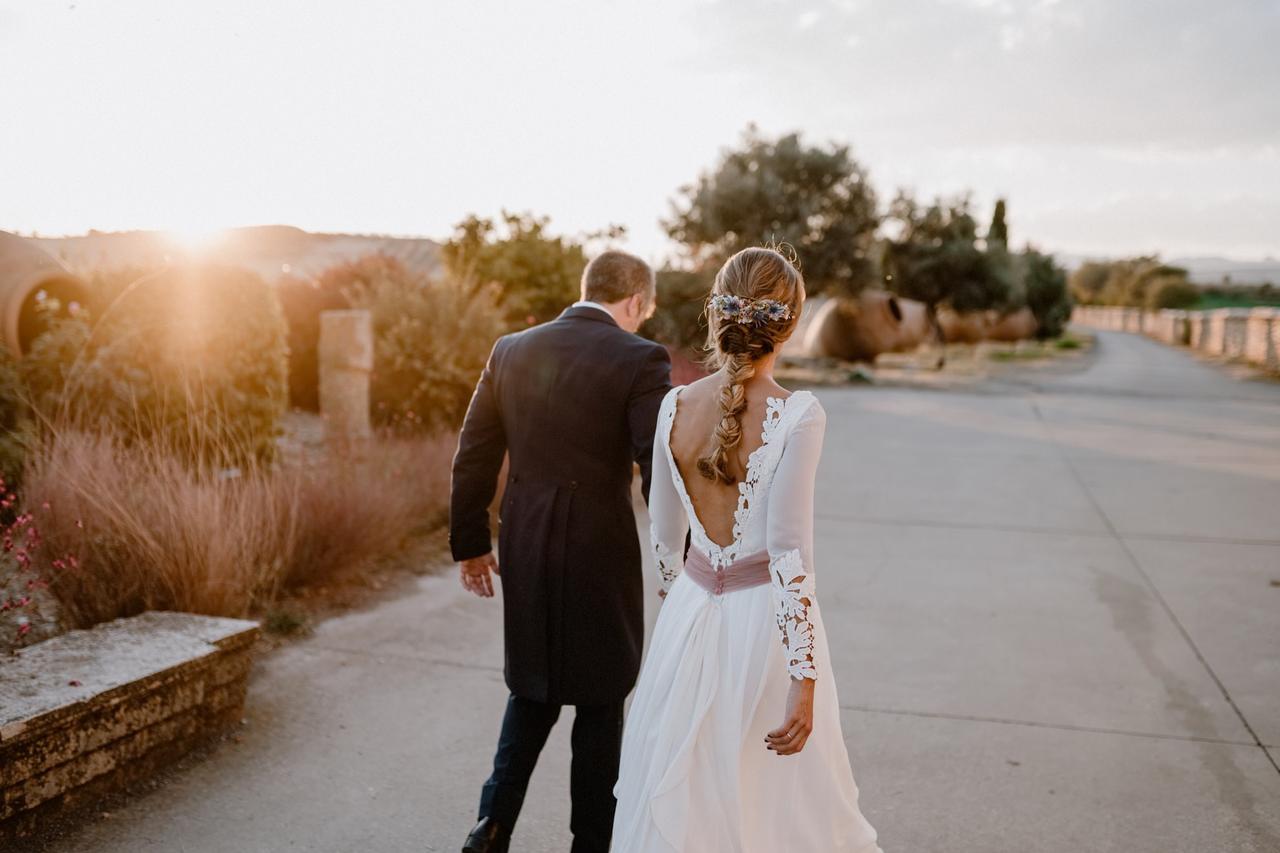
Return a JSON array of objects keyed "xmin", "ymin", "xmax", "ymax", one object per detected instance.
[
  {"xmin": 318, "ymin": 309, "xmax": 373, "ymax": 439},
  {"xmin": 1189, "ymin": 310, "xmax": 1211, "ymax": 350},
  {"xmin": 1147, "ymin": 311, "xmax": 1166, "ymax": 342},
  {"xmin": 1203, "ymin": 309, "xmax": 1226, "ymax": 354},
  {"xmin": 1168, "ymin": 310, "xmax": 1190, "ymax": 346},
  {"xmin": 1218, "ymin": 308, "xmax": 1249, "ymax": 358},
  {"xmin": 1121, "ymin": 307, "xmax": 1141, "ymax": 333},
  {"xmin": 1246, "ymin": 308, "xmax": 1278, "ymax": 370}
]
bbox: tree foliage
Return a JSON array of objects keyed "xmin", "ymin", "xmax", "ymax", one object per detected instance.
[
  {"xmin": 331, "ymin": 255, "xmax": 506, "ymax": 433},
  {"xmin": 442, "ymin": 212, "xmax": 617, "ymax": 327},
  {"xmin": 881, "ymin": 192, "xmax": 1013, "ymax": 314},
  {"xmin": 1020, "ymin": 248, "xmax": 1072, "ymax": 339},
  {"xmin": 1071, "ymin": 257, "xmax": 1193, "ymax": 308},
  {"xmin": 1068, "ymin": 261, "xmax": 1111, "ymax": 305},
  {"xmin": 664, "ymin": 125, "xmax": 879, "ymax": 297},
  {"xmin": 642, "ymin": 268, "xmax": 716, "ymax": 353},
  {"xmin": 988, "ymin": 198, "xmax": 1009, "ymax": 250},
  {"xmin": 1147, "ymin": 277, "xmax": 1200, "ymax": 310}
]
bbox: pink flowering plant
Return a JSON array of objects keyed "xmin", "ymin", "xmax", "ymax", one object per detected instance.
[{"xmin": 1, "ymin": 475, "xmax": 77, "ymax": 649}]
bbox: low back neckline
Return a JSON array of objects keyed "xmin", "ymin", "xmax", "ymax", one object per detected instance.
[{"xmin": 662, "ymin": 386, "xmax": 810, "ymax": 565}]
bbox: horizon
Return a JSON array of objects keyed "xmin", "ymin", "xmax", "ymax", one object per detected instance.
[
  {"xmin": 18, "ymin": 225, "xmax": 1280, "ymax": 271},
  {"xmin": 2, "ymin": 1, "xmax": 1277, "ymax": 265}
]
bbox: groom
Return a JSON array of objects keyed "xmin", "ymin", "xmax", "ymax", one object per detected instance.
[{"xmin": 450, "ymin": 250, "xmax": 672, "ymax": 853}]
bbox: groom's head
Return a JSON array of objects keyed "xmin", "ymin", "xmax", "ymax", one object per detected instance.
[{"xmin": 581, "ymin": 250, "xmax": 656, "ymax": 333}]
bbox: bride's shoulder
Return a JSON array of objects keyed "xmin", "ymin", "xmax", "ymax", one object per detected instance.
[
  {"xmin": 774, "ymin": 386, "xmax": 819, "ymax": 408},
  {"xmin": 669, "ymin": 374, "xmax": 719, "ymax": 406},
  {"xmin": 784, "ymin": 390, "xmax": 826, "ymax": 429},
  {"xmin": 659, "ymin": 384, "xmax": 685, "ymax": 416}
]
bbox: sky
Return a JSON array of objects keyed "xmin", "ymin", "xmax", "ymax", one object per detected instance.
[{"xmin": 1, "ymin": 0, "xmax": 1277, "ymax": 264}]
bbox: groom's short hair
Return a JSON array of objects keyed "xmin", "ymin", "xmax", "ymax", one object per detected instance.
[{"xmin": 581, "ymin": 250, "xmax": 655, "ymax": 305}]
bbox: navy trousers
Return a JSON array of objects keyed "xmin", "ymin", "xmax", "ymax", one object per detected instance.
[{"xmin": 478, "ymin": 693, "xmax": 624, "ymax": 853}]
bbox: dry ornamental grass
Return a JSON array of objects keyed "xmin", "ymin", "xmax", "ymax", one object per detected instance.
[{"xmin": 21, "ymin": 426, "xmax": 454, "ymax": 628}]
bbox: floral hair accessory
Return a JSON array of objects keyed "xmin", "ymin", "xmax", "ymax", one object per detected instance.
[{"xmin": 709, "ymin": 293, "xmax": 794, "ymax": 326}]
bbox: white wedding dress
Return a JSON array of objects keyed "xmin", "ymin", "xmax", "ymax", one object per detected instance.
[{"xmin": 612, "ymin": 386, "xmax": 882, "ymax": 852}]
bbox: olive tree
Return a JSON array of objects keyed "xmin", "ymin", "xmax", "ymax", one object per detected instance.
[{"xmin": 664, "ymin": 125, "xmax": 879, "ymax": 297}]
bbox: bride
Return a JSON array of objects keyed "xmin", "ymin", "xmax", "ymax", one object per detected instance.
[{"xmin": 611, "ymin": 247, "xmax": 883, "ymax": 852}]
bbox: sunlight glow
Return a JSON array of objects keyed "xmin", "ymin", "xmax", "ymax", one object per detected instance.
[
  {"xmin": 0, "ymin": 0, "xmax": 1276, "ymax": 258},
  {"xmin": 165, "ymin": 226, "xmax": 227, "ymax": 253}
]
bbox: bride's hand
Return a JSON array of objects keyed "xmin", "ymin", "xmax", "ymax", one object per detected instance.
[{"xmin": 766, "ymin": 678, "xmax": 815, "ymax": 755}]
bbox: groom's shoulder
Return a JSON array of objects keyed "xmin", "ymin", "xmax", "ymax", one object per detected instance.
[
  {"xmin": 619, "ymin": 331, "xmax": 669, "ymax": 359},
  {"xmin": 617, "ymin": 335, "xmax": 671, "ymax": 379},
  {"xmin": 499, "ymin": 316, "xmax": 668, "ymax": 370}
]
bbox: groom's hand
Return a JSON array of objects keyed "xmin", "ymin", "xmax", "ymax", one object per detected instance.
[{"xmin": 459, "ymin": 552, "xmax": 500, "ymax": 598}]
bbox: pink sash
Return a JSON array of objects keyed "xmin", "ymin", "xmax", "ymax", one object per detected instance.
[{"xmin": 683, "ymin": 545, "xmax": 772, "ymax": 596}]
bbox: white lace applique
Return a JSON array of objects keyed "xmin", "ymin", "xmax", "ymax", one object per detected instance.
[
  {"xmin": 729, "ymin": 397, "xmax": 788, "ymax": 553},
  {"xmin": 652, "ymin": 389, "xmax": 686, "ymax": 590},
  {"xmin": 770, "ymin": 547, "xmax": 818, "ymax": 680},
  {"xmin": 653, "ymin": 537, "xmax": 681, "ymax": 592}
]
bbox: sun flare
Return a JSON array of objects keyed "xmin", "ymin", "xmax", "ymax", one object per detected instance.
[{"xmin": 165, "ymin": 225, "xmax": 227, "ymax": 253}]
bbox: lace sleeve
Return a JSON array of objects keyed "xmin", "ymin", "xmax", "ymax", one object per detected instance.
[
  {"xmin": 765, "ymin": 400, "xmax": 826, "ymax": 680},
  {"xmin": 650, "ymin": 390, "xmax": 689, "ymax": 592}
]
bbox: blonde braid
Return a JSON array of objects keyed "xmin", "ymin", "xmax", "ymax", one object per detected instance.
[
  {"xmin": 696, "ymin": 246, "xmax": 805, "ymax": 486},
  {"xmin": 697, "ymin": 349, "xmax": 756, "ymax": 484}
]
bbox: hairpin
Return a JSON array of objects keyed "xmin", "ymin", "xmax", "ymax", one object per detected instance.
[{"xmin": 709, "ymin": 293, "xmax": 793, "ymax": 326}]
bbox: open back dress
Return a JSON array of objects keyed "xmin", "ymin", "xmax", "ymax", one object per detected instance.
[{"xmin": 611, "ymin": 386, "xmax": 883, "ymax": 852}]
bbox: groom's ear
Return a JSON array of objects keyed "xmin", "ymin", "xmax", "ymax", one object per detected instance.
[
  {"xmin": 642, "ymin": 290, "xmax": 657, "ymax": 320},
  {"xmin": 631, "ymin": 291, "xmax": 645, "ymax": 314},
  {"xmin": 634, "ymin": 290, "xmax": 655, "ymax": 322}
]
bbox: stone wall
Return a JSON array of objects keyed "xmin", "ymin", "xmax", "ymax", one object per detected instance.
[
  {"xmin": 1072, "ymin": 305, "xmax": 1280, "ymax": 372},
  {"xmin": 1, "ymin": 612, "xmax": 258, "ymax": 840}
]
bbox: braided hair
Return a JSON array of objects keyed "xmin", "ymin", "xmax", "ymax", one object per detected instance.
[{"xmin": 696, "ymin": 247, "xmax": 804, "ymax": 485}]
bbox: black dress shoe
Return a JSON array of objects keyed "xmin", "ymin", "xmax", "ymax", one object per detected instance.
[{"xmin": 462, "ymin": 816, "xmax": 511, "ymax": 853}]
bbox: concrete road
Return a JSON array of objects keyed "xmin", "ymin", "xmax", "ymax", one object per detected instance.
[{"xmin": 40, "ymin": 331, "xmax": 1280, "ymax": 852}]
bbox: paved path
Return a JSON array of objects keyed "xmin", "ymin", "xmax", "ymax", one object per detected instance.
[{"xmin": 40, "ymin": 331, "xmax": 1280, "ymax": 852}]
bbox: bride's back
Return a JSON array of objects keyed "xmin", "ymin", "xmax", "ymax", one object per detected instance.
[
  {"xmin": 668, "ymin": 372, "xmax": 792, "ymax": 548},
  {"xmin": 665, "ymin": 246, "xmax": 806, "ymax": 549}
]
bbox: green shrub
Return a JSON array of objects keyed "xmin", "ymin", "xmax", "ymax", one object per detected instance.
[
  {"xmin": 442, "ymin": 212, "xmax": 593, "ymax": 327},
  {"xmin": 264, "ymin": 607, "xmax": 311, "ymax": 636},
  {"xmin": 21, "ymin": 264, "xmax": 288, "ymax": 468},
  {"xmin": 1192, "ymin": 283, "xmax": 1280, "ymax": 309},
  {"xmin": 0, "ymin": 347, "xmax": 28, "ymax": 489},
  {"xmin": 1022, "ymin": 249, "xmax": 1072, "ymax": 339},
  {"xmin": 17, "ymin": 314, "xmax": 93, "ymax": 419},
  {"xmin": 1068, "ymin": 261, "xmax": 1110, "ymax": 306},
  {"xmin": 1079, "ymin": 257, "xmax": 1192, "ymax": 307},
  {"xmin": 1147, "ymin": 277, "xmax": 1200, "ymax": 310},
  {"xmin": 328, "ymin": 255, "xmax": 505, "ymax": 433}
]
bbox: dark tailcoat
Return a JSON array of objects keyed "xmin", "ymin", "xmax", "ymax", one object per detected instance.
[{"xmin": 450, "ymin": 305, "xmax": 672, "ymax": 705}]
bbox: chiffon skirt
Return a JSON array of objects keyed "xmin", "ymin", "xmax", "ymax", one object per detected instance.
[{"xmin": 611, "ymin": 572, "xmax": 883, "ymax": 852}]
